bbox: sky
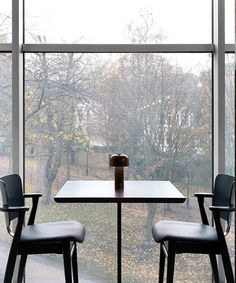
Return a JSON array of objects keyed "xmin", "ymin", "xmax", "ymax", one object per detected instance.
[
  {"xmin": 24, "ymin": 0, "xmax": 213, "ymax": 44},
  {"xmin": 23, "ymin": 0, "xmax": 233, "ymax": 44},
  {"xmin": 0, "ymin": 0, "xmax": 234, "ymax": 74},
  {"xmin": 0, "ymin": 0, "xmax": 234, "ymax": 43}
]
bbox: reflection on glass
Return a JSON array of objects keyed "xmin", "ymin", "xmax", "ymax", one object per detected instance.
[
  {"xmin": 0, "ymin": 1, "xmax": 11, "ymax": 43},
  {"xmin": 25, "ymin": 0, "xmax": 211, "ymax": 43},
  {"xmin": 25, "ymin": 53, "xmax": 212, "ymax": 282}
]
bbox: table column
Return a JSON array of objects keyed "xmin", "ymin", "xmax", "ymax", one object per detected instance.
[{"xmin": 117, "ymin": 202, "xmax": 122, "ymax": 282}]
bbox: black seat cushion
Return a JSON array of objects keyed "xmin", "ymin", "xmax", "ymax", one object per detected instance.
[
  {"xmin": 20, "ymin": 221, "xmax": 85, "ymax": 244},
  {"xmin": 152, "ymin": 221, "xmax": 218, "ymax": 243}
]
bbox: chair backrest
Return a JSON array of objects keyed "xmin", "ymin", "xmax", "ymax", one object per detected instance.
[
  {"xmin": 213, "ymin": 174, "xmax": 235, "ymax": 229},
  {"xmin": 0, "ymin": 174, "xmax": 24, "ymax": 233}
]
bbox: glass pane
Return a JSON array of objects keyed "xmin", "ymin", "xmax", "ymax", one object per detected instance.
[
  {"xmin": 25, "ymin": 53, "xmax": 212, "ymax": 282},
  {"xmin": 0, "ymin": 0, "xmax": 11, "ymax": 43},
  {"xmin": 225, "ymin": 0, "xmax": 234, "ymax": 43},
  {"xmin": 225, "ymin": 54, "xmax": 235, "ymax": 175},
  {"xmin": 25, "ymin": 0, "xmax": 211, "ymax": 43},
  {"xmin": 0, "ymin": 54, "xmax": 12, "ymax": 176},
  {"xmin": 0, "ymin": 54, "xmax": 12, "ymax": 281},
  {"xmin": 225, "ymin": 53, "xmax": 235, "ymax": 276}
]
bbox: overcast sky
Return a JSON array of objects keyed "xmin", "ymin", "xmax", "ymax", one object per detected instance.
[
  {"xmin": 24, "ymin": 0, "xmax": 211, "ymax": 43},
  {"xmin": 0, "ymin": 0, "xmax": 234, "ymax": 74},
  {"xmin": 0, "ymin": 0, "xmax": 234, "ymax": 43}
]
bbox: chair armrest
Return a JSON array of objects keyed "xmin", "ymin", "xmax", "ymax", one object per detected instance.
[
  {"xmin": 24, "ymin": 193, "xmax": 42, "ymax": 198},
  {"xmin": 194, "ymin": 193, "xmax": 214, "ymax": 198},
  {"xmin": 0, "ymin": 206, "xmax": 29, "ymax": 213},
  {"xmin": 209, "ymin": 205, "xmax": 236, "ymax": 212},
  {"xmin": 23, "ymin": 194, "xmax": 42, "ymax": 225}
]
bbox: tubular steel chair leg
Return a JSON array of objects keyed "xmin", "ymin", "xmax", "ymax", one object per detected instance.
[
  {"xmin": 63, "ymin": 242, "xmax": 72, "ymax": 283},
  {"xmin": 159, "ymin": 244, "xmax": 165, "ymax": 283},
  {"xmin": 209, "ymin": 254, "xmax": 220, "ymax": 283},
  {"xmin": 72, "ymin": 242, "xmax": 79, "ymax": 283},
  {"xmin": 166, "ymin": 242, "xmax": 175, "ymax": 283}
]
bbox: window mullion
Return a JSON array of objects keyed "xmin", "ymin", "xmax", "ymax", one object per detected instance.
[
  {"xmin": 22, "ymin": 43, "xmax": 214, "ymax": 53},
  {"xmin": 12, "ymin": 0, "xmax": 24, "ymax": 176},
  {"xmin": 213, "ymin": 0, "xmax": 225, "ymax": 177}
]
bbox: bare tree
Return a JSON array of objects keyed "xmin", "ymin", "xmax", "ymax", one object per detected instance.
[{"xmin": 25, "ymin": 51, "xmax": 92, "ymax": 204}]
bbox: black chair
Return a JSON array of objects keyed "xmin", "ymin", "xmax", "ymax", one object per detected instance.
[
  {"xmin": 0, "ymin": 174, "xmax": 85, "ymax": 283},
  {"xmin": 152, "ymin": 174, "xmax": 235, "ymax": 283}
]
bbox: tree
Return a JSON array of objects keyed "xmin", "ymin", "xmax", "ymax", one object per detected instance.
[
  {"xmin": 88, "ymin": 13, "xmax": 212, "ymax": 239},
  {"xmin": 25, "ymin": 50, "xmax": 92, "ymax": 204},
  {"xmin": 0, "ymin": 12, "xmax": 11, "ymax": 43}
]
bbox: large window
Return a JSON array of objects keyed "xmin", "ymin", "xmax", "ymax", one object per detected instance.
[
  {"xmin": 25, "ymin": 53, "xmax": 212, "ymax": 281},
  {"xmin": 0, "ymin": 0, "xmax": 234, "ymax": 282}
]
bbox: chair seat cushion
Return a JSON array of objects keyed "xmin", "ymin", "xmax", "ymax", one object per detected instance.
[
  {"xmin": 20, "ymin": 221, "xmax": 85, "ymax": 244},
  {"xmin": 152, "ymin": 221, "xmax": 218, "ymax": 243}
]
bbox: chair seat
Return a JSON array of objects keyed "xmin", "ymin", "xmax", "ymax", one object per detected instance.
[
  {"xmin": 20, "ymin": 221, "xmax": 85, "ymax": 244},
  {"xmin": 152, "ymin": 221, "xmax": 218, "ymax": 243}
]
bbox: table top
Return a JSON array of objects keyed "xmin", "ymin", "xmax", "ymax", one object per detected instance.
[{"xmin": 54, "ymin": 180, "xmax": 186, "ymax": 203}]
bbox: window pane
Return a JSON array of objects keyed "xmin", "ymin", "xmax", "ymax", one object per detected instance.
[
  {"xmin": 225, "ymin": 54, "xmax": 235, "ymax": 175},
  {"xmin": 225, "ymin": 53, "xmax": 235, "ymax": 276},
  {"xmin": 0, "ymin": 54, "xmax": 12, "ymax": 281},
  {"xmin": 0, "ymin": 0, "xmax": 11, "ymax": 43},
  {"xmin": 0, "ymin": 54, "xmax": 12, "ymax": 176},
  {"xmin": 25, "ymin": 53, "xmax": 212, "ymax": 282},
  {"xmin": 225, "ymin": 0, "xmax": 234, "ymax": 43},
  {"xmin": 25, "ymin": 0, "xmax": 211, "ymax": 43}
]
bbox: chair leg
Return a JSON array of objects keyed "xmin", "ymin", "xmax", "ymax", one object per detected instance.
[
  {"xmin": 166, "ymin": 242, "xmax": 175, "ymax": 283},
  {"xmin": 72, "ymin": 242, "xmax": 79, "ymax": 283},
  {"xmin": 17, "ymin": 254, "xmax": 28, "ymax": 283},
  {"xmin": 63, "ymin": 242, "xmax": 72, "ymax": 283},
  {"xmin": 159, "ymin": 243, "xmax": 165, "ymax": 283},
  {"xmin": 221, "ymin": 247, "xmax": 234, "ymax": 283},
  {"xmin": 4, "ymin": 248, "xmax": 18, "ymax": 283},
  {"xmin": 209, "ymin": 254, "xmax": 220, "ymax": 283}
]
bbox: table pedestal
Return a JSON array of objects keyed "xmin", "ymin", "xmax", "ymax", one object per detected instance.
[{"xmin": 117, "ymin": 202, "xmax": 121, "ymax": 283}]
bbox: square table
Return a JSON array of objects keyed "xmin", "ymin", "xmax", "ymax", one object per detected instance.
[{"xmin": 54, "ymin": 180, "xmax": 185, "ymax": 282}]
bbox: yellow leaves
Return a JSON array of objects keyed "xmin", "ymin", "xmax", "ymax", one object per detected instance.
[
  {"xmin": 25, "ymin": 88, "xmax": 35, "ymax": 100},
  {"xmin": 48, "ymin": 136, "xmax": 54, "ymax": 141},
  {"xmin": 30, "ymin": 133, "xmax": 37, "ymax": 141},
  {"xmin": 39, "ymin": 115, "xmax": 47, "ymax": 123},
  {"xmin": 63, "ymin": 133, "xmax": 72, "ymax": 141}
]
